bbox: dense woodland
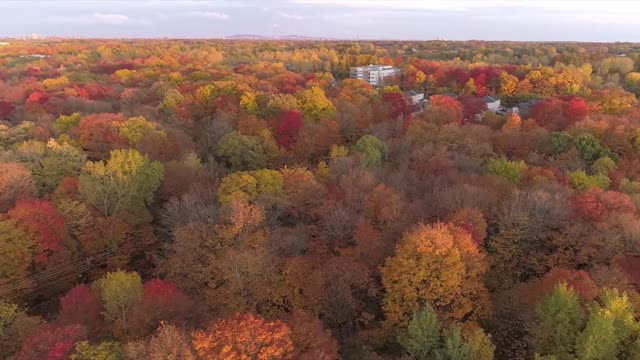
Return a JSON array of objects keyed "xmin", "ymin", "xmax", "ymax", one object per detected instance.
[{"xmin": 3, "ymin": 39, "xmax": 640, "ymax": 359}]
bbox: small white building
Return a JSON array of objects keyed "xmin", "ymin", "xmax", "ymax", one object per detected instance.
[
  {"xmin": 405, "ymin": 90, "xmax": 425, "ymax": 106},
  {"xmin": 484, "ymin": 96, "xmax": 501, "ymax": 112},
  {"xmin": 350, "ymin": 64, "xmax": 401, "ymax": 86}
]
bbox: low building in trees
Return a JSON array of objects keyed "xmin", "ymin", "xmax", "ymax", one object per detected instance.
[{"xmin": 484, "ymin": 95, "xmax": 501, "ymax": 112}]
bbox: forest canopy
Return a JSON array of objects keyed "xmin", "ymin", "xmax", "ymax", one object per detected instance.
[{"xmin": 2, "ymin": 38, "xmax": 640, "ymax": 359}]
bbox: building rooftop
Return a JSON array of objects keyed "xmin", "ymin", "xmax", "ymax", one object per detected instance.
[
  {"xmin": 405, "ymin": 90, "xmax": 423, "ymax": 96},
  {"xmin": 355, "ymin": 64, "xmax": 399, "ymax": 70},
  {"xmin": 484, "ymin": 96, "xmax": 500, "ymax": 103}
]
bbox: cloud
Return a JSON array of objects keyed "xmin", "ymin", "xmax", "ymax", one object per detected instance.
[
  {"xmin": 46, "ymin": 12, "xmax": 144, "ymax": 26},
  {"xmin": 278, "ymin": 11, "xmax": 304, "ymax": 20},
  {"xmin": 92, "ymin": 13, "xmax": 129, "ymax": 24},
  {"xmin": 184, "ymin": 11, "xmax": 230, "ymax": 20},
  {"xmin": 273, "ymin": 23, "xmax": 280, "ymax": 28}
]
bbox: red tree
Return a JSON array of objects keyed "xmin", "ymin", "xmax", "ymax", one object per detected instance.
[
  {"xmin": 276, "ymin": 110, "xmax": 304, "ymax": 149},
  {"xmin": 52, "ymin": 177, "xmax": 81, "ymax": 201},
  {"xmin": 382, "ymin": 92, "xmax": 410, "ymax": 119},
  {"xmin": 538, "ymin": 268, "xmax": 598, "ymax": 301},
  {"xmin": 16, "ymin": 324, "xmax": 88, "ymax": 360},
  {"xmin": 445, "ymin": 207, "xmax": 488, "ymax": 246},
  {"xmin": 57, "ymin": 284, "xmax": 101, "ymax": 331},
  {"xmin": 518, "ymin": 267, "xmax": 599, "ymax": 308},
  {"xmin": 530, "ymin": 97, "xmax": 564, "ymax": 127},
  {"xmin": 78, "ymin": 113, "xmax": 127, "ymax": 160},
  {"xmin": 563, "ymin": 96, "xmax": 589, "ymax": 123},
  {"xmin": 24, "ymin": 66, "xmax": 41, "ymax": 77},
  {"xmin": 570, "ymin": 188, "xmax": 636, "ymax": 222},
  {"xmin": 0, "ymin": 100, "xmax": 13, "ymax": 118},
  {"xmin": 9, "ymin": 199, "xmax": 66, "ymax": 265},
  {"xmin": 617, "ymin": 256, "xmax": 640, "ymax": 289},
  {"xmin": 25, "ymin": 90, "xmax": 48, "ymax": 104},
  {"xmin": 130, "ymin": 279, "xmax": 194, "ymax": 336},
  {"xmin": 458, "ymin": 95, "xmax": 487, "ymax": 122}
]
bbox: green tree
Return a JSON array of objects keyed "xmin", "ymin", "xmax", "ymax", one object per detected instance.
[
  {"xmin": 117, "ymin": 116, "xmax": 166, "ymax": 145},
  {"xmin": 54, "ymin": 112, "xmax": 82, "ymax": 133},
  {"xmin": 568, "ymin": 170, "xmax": 610, "ymax": 191},
  {"xmin": 575, "ymin": 309, "xmax": 618, "ymax": 360},
  {"xmin": 297, "ymin": 86, "xmax": 335, "ymax": 121},
  {"xmin": 79, "ymin": 149, "xmax": 164, "ymax": 216},
  {"xmin": 0, "ymin": 121, "xmax": 34, "ymax": 147},
  {"xmin": 600, "ymin": 289, "xmax": 640, "ymax": 344},
  {"xmin": 217, "ymin": 169, "xmax": 283, "ymax": 204},
  {"xmin": 484, "ymin": 159, "xmax": 527, "ymax": 184},
  {"xmin": 633, "ymin": 129, "xmax": 640, "ymax": 154},
  {"xmin": 251, "ymin": 169, "xmax": 284, "ymax": 194},
  {"xmin": 217, "ymin": 172, "xmax": 259, "ymax": 204},
  {"xmin": 533, "ymin": 283, "xmax": 585, "ymax": 360},
  {"xmin": 574, "ymin": 133, "xmax": 613, "ymax": 164},
  {"xmin": 399, "ymin": 305, "xmax": 441, "ymax": 360},
  {"xmin": 550, "ymin": 132, "xmax": 574, "ymax": 155},
  {"xmin": 590, "ymin": 157, "xmax": 616, "ymax": 176},
  {"xmin": 437, "ymin": 325, "xmax": 472, "ymax": 360},
  {"xmin": 216, "ymin": 131, "xmax": 268, "ymax": 171},
  {"xmin": 535, "ymin": 355, "xmax": 558, "ymax": 360},
  {"xmin": 577, "ymin": 289, "xmax": 640, "ymax": 359},
  {"xmin": 14, "ymin": 139, "xmax": 87, "ymax": 194},
  {"xmin": 573, "ymin": 289, "xmax": 640, "ymax": 360},
  {"xmin": 71, "ymin": 341, "xmax": 123, "ymax": 360},
  {"xmin": 94, "ymin": 271, "xmax": 143, "ymax": 335},
  {"xmin": 159, "ymin": 89, "xmax": 184, "ymax": 114},
  {"xmin": 353, "ymin": 135, "xmax": 385, "ymax": 168}
]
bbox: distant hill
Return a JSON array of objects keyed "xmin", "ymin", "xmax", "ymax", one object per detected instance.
[{"xmin": 225, "ymin": 34, "xmax": 335, "ymax": 40}]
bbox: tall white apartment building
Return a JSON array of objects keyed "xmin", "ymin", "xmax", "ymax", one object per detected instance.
[{"xmin": 350, "ymin": 64, "xmax": 401, "ymax": 86}]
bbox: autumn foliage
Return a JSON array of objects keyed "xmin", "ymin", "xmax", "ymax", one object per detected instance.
[
  {"xmin": 57, "ymin": 284, "xmax": 101, "ymax": 330},
  {"xmin": 276, "ymin": 110, "xmax": 304, "ymax": 149},
  {"xmin": 3, "ymin": 38, "xmax": 640, "ymax": 360},
  {"xmin": 8, "ymin": 198, "xmax": 66, "ymax": 265},
  {"xmin": 381, "ymin": 222, "xmax": 489, "ymax": 326},
  {"xmin": 191, "ymin": 313, "xmax": 294, "ymax": 360},
  {"xmin": 570, "ymin": 187, "xmax": 636, "ymax": 222}
]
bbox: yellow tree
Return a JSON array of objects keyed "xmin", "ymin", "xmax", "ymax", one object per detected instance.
[
  {"xmin": 416, "ymin": 71, "xmax": 427, "ymax": 87},
  {"xmin": 380, "ymin": 222, "xmax": 489, "ymax": 327},
  {"xmin": 296, "ymin": 86, "xmax": 335, "ymax": 122},
  {"xmin": 462, "ymin": 78, "xmax": 477, "ymax": 96},
  {"xmin": 498, "ymin": 72, "xmax": 519, "ymax": 97}
]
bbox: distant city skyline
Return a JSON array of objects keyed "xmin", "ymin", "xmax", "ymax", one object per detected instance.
[{"xmin": 1, "ymin": 0, "xmax": 639, "ymax": 42}]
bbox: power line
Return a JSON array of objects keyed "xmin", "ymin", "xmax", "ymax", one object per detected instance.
[
  {"xmin": 0, "ymin": 243, "xmax": 122, "ymax": 295},
  {"xmin": 0, "ymin": 237, "xmax": 147, "ymax": 301}
]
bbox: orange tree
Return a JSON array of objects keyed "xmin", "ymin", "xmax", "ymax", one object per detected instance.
[{"xmin": 191, "ymin": 313, "xmax": 294, "ymax": 360}]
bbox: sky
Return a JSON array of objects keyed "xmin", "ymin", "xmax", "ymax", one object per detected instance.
[{"xmin": 0, "ymin": 0, "xmax": 639, "ymax": 42}]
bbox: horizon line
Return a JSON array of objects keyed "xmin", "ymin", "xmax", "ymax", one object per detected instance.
[{"xmin": 1, "ymin": 35, "xmax": 638, "ymax": 44}]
